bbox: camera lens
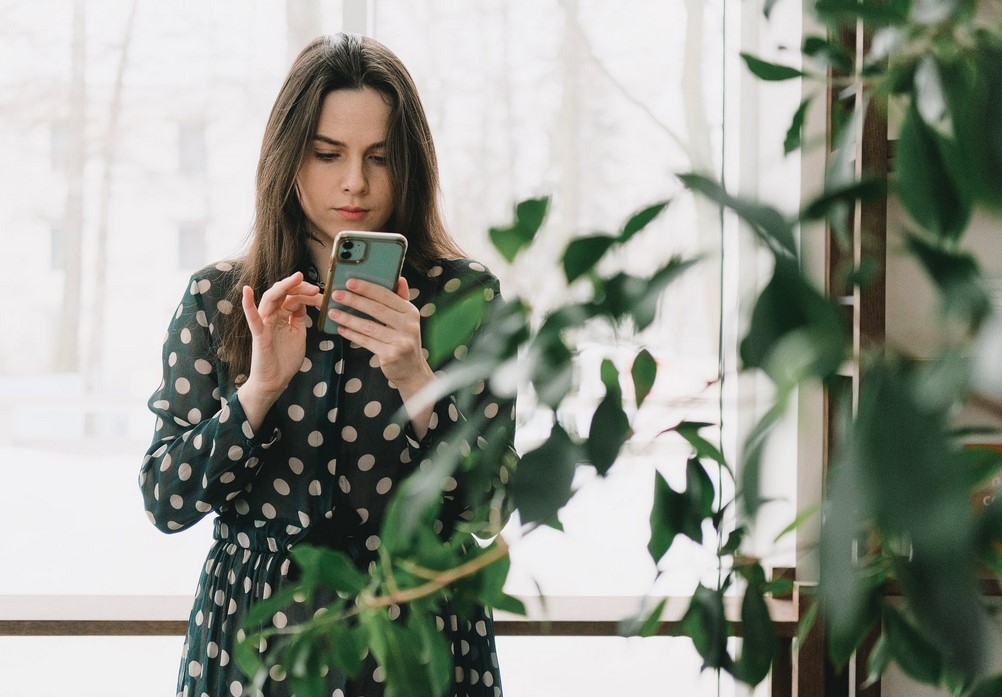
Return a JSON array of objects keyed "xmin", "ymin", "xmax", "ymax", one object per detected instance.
[
  {"xmin": 340, "ymin": 250, "xmax": 352, "ymax": 260},
  {"xmin": 342, "ymin": 241, "xmax": 354, "ymax": 250}
]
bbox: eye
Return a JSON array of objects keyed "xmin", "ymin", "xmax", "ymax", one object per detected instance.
[
  {"xmin": 314, "ymin": 152, "xmax": 339, "ymax": 162},
  {"xmin": 369, "ymin": 153, "xmax": 388, "ymax": 165}
]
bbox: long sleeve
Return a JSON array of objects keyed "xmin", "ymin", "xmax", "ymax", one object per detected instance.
[
  {"xmin": 139, "ymin": 267, "xmax": 279, "ymax": 533},
  {"xmin": 405, "ymin": 264, "xmax": 517, "ymax": 537}
]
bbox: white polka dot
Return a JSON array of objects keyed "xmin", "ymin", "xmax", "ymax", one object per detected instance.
[
  {"xmin": 428, "ymin": 265, "xmax": 443, "ymax": 277},
  {"xmin": 484, "ymin": 402, "xmax": 499, "ymax": 418},
  {"xmin": 217, "ymin": 299, "xmax": 234, "ymax": 314},
  {"xmin": 448, "ymin": 404, "xmax": 460, "ymax": 422},
  {"xmin": 206, "ymin": 642, "xmax": 219, "ymax": 659},
  {"xmin": 175, "ymin": 377, "xmax": 191, "ymax": 394},
  {"xmin": 320, "ymin": 340, "xmax": 334, "ymax": 351},
  {"xmin": 194, "ymin": 359, "xmax": 213, "ymax": 375},
  {"xmin": 262, "ymin": 503, "xmax": 277, "ymax": 519},
  {"xmin": 420, "ymin": 303, "xmax": 436, "ymax": 317},
  {"xmin": 373, "ymin": 665, "xmax": 385, "ymax": 683},
  {"xmin": 408, "ymin": 287, "xmax": 420, "ymax": 300},
  {"xmin": 237, "ymin": 532, "xmax": 250, "ymax": 548},
  {"xmin": 197, "ymin": 279, "xmax": 212, "ymax": 293},
  {"xmin": 187, "ymin": 408, "xmax": 202, "ymax": 424},
  {"xmin": 461, "ymin": 639, "xmax": 470, "ymax": 655},
  {"xmin": 483, "ymin": 670, "xmax": 494, "ymax": 687},
  {"xmin": 227, "ymin": 445, "xmax": 243, "ymax": 460},
  {"xmin": 180, "ymin": 328, "xmax": 192, "ymax": 344},
  {"xmin": 376, "ymin": 477, "xmax": 392, "ymax": 495},
  {"xmin": 444, "ymin": 277, "xmax": 462, "ymax": 292},
  {"xmin": 476, "ymin": 620, "xmax": 487, "ymax": 636},
  {"xmin": 235, "ymin": 499, "xmax": 250, "ymax": 514},
  {"xmin": 357, "ymin": 454, "xmax": 375, "ymax": 471},
  {"xmin": 328, "ymin": 408, "xmax": 338, "ymax": 422},
  {"xmin": 288, "ymin": 457, "xmax": 304, "ymax": 475},
  {"xmin": 229, "ymin": 682, "xmax": 242, "ymax": 697},
  {"xmin": 195, "ymin": 501, "xmax": 212, "ymax": 513},
  {"xmin": 221, "ymin": 472, "xmax": 236, "ymax": 484},
  {"xmin": 469, "ymin": 261, "xmax": 486, "ymax": 272},
  {"xmin": 308, "ymin": 431, "xmax": 324, "ymax": 447},
  {"xmin": 484, "ymin": 287, "xmax": 495, "ymax": 301},
  {"xmin": 342, "ymin": 426, "xmax": 358, "ymax": 442},
  {"xmin": 195, "ymin": 310, "xmax": 208, "ymax": 327},
  {"xmin": 345, "ymin": 378, "xmax": 362, "ymax": 393},
  {"xmin": 313, "ymin": 382, "xmax": 327, "ymax": 397},
  {"xmin": 298, "ymin": 511, "xmax": 310, "ymax": 527},
  {"xmin": 357, "ymin": 508, "xmax": 369, "ymax": 524},
  {"xmin": 188, "ymin": 661, "xmax": 202, "ymax": 678},
  {"xmin": 383, "ymin": 423, "xmax": 401, "ymax": 440},
  {"xmin": 299, "ymin": 357, "xmax": 312, "ymax": 372},
  {"xmin": 369, "ymin": 354, "xmax": 381, "ymax": 368},
  {"xmin": 273, "ymin": 611, "xmax": 288, "ymax": 628},
  {"xmin": 167, "ymin": 352, "xmax": 177, "ymax": 368},
  {"xmin": 339, "ymin": 476, "xmax": 351, "ymax": 493},
  {"xmin": 309, "ymin": 480, "xmax": 322, "ymax": 496},
  {"xmin": 363, "ymin": 401, "xmax": 382, "ymax": 417},
  {"xmin": 365, "ymin": 535, "xmax": 381, "ymax": 551},
  {"xmin": 274, "ymin": 479, "xmax": 290, "ymax": 495},
  {"xmin": 219, "ymin": 649, "xmax": 230, "ymax": 667},
  {"xmin": 327, "ymin": 459, "xmax": 337, "ymax": 475},
  {"xmin": 288, "ymin": 404, "xmax": 305, "ymax": 421},
  {"xmin": 170, "ymin": 495, "xmax": 184, "ymax": 510}
]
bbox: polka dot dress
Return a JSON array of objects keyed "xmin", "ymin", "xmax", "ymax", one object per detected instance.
[{"xmin": 140, "ymin": 258, "xmax": 513, "ymax": 697}]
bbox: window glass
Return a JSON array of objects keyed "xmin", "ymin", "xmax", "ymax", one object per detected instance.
[{"xmin": 372, "ymin": 0, "xmax": 731, "ymax": 597}]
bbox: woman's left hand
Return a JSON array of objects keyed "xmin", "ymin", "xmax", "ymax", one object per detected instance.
[{"xmin": 329, "ymin": 277, "xmax": 436, "ymax": 432}]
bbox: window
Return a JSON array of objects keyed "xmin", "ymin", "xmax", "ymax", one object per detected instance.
[
  {"xmin": 178, "ymin": 122, "xmax": 206, "ymax": 175},
  {"xmin": 0, "ymin": 2, "xmax": 803, "ymax": 695},
  {"xmin": 177, "ymin": 221, "xmax": 206, "ymax": 270},
  {"xmin": 50, "ymin": 225, "xmax": 64, "ymax": 270}
]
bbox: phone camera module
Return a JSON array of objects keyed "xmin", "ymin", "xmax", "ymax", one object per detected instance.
[
  {"xmin": 339, "ymin": 250, "xmax": 352, "ymax": 260},
  {"xmin": 342, "ymin": 241, "xmax": 354, "ymax": 250}
]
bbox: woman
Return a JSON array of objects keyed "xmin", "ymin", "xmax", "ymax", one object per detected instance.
[{"xmin": 140, "ymin": 33, "xmax": 512, "ymax": 697}]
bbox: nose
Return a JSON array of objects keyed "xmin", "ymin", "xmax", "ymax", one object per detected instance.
[{"xmin": 341, "ymin": 156, "xmax": 367, "ymax": 194}]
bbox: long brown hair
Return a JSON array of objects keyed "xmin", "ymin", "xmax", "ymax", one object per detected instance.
[{"xmin": 217, "ymin": 33, "xmax": 463, "ymax": 380}]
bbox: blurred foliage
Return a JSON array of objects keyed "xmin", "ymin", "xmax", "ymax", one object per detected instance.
[{"xmin": 237, "ymin": 1, "xmax": 1002, "ymax": 695}]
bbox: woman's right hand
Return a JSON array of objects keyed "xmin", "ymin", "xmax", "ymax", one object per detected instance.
[{"xmin": 237, "ymin": 272, "xmax": 321, "ymax": 430}]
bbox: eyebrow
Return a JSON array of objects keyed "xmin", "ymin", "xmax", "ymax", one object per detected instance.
[{"xmin": 313, "ymin": 134, "xmax": 386, "ymax": 150}]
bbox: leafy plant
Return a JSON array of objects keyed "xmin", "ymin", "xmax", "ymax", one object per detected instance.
[{"xmin": 238, "ymin": 2, "xmax": 1002, "ymax": 695}]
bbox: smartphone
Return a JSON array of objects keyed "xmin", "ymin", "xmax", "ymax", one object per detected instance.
[{"xmin": 318, "ymin": 231, "xmax": 408, "ymax": 334}]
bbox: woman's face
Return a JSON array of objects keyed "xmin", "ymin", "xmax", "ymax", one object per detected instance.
[{"xmin": 296, "ymin": 87, "xmax": 396, "ymax": 259}]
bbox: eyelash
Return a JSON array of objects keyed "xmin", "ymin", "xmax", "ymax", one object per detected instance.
[{"xmin": 313, "ymin": 152, "xmax": 388, "ymax": 165}]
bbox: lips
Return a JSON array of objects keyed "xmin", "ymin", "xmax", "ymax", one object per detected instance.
[{"xmin": 335, "ymin": 207, "xmax": 368, "ymax": 221}]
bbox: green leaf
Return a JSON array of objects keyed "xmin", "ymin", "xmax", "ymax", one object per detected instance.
[
  {"xmin": 598, "ymin": 256, "xmax": 698, "ymax": 330},
  {"xmin": 784, "ymin": 98, "xmax": 811, "ymax": 154},
  {"xmin": 812, "ymin": 0, "xmax": 908, "ymax": 26},
  {"xmin": 587, "ymin": 388, "xmax": 631, "ymax": 475},
  {"xmin": 894, "ymin": 102, "xmax": 970, "ymax": 239},
  {"xmin": 619, "ymin": 597, "xmax": 668, "ymax": 637},
  {"xmin": 677, "ymin": 584, "xmax": 733, "ymax": 672},
  {"xmin": 740, "ymin": 52, "xmax": 805, "ymax": 81},
  {"xmin": 327, "ymin": 621, "xmax": 368, "ymax": 678},
  {"xmin": 864, "ymin": 634, "xmax": 890, "ymax": 687},
  {"xmin": 667, "ymin": 421, "xmax": 725, "ymax": 465},
  {"xmin": 735, "ymin": 565, "xmax": 778, "ymax": 684},
  {"xmin": 969, "ymin": 675, "xmax": 1002, "ymax": 697},
  {"xmin": 425, "ymin": 291, "xmax": 489, "ymax": 368},
  {"xmin": 679, "ymin": 173, "xmax": 796, "ymax": 258},
  {"xmin": 528, "ymin": 334, "xmax": 575, "ymax": 410},
  {"xmin": 366, "ymin": 610, "xmax": 445, "ymax": 697},
  {"xmin": 290, "ymin": 545, "xmax": 368, "ymax": 596},
  {"xmin": 802, "ymin": 35, "xmax": 852, "ymax": 73},
  {"xmin": 631, "ymin": 349, "xmax": 657, "ymax": 408},
  {"xmin": 488, "ymin": 196, "xmax": 550, "ymax": 262},
  {"xmin": 686, "ymin": 456, "xmax": 716, "ymax": 520},
  {"xmin": 800, "ymin": 177, "xmax": 886, "ymax": 221},
  {"xmin": 562, "ymin": 234, "xmax": 616, "ymax": 284},
  {"xmin": 510, "ymin": 424, "xmax": 581, "ymax": 525},
  {"xmin": 618, "ymin": 200, "xmax": 670, "ymax": 243},
  {"xmin": 648, "ymin": 469, "xmax": 706, "ymax": 562},
  {"xmin": 902, "ymin": 231, "xmax": 990, "ymax": 329},
  {"xmin": 739, "ymin": 258, "xmax": 846, "ymax": 385},
  {"xmin": 882, "ymin": 604, "xmax": 943, "ymax": 685}
]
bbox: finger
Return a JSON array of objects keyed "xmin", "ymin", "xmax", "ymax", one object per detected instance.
[
  {"xmin": 282, "ymin": 293, "xmax": 323, "ymax": 314},
  {"xmin": 257, "ymin": 272, "xmax": 305, "ymax": 316},
  {"xmin": 328, "ymin": 306, "xmax": 389, "ymax": 339},
  {"xmin": 344, "ymin": 278, "xmax": 406, "ymax": 307},
  {"xmin": 395, "ymin": 276, "xmax": 409, "ymax": 301},
  {"xmin": 241, "ymin": 285, "xmax": 264, "ymax": 334}
]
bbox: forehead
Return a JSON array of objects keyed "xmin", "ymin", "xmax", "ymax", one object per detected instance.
[{"xmin": 315, "ymin": 87, "xmax": 391, "ymax": 143}]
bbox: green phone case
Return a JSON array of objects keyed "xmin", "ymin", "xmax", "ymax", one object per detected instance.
[{"xmin": 319, "ymin": 231, "xmax": 408, "ymax": 334}]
